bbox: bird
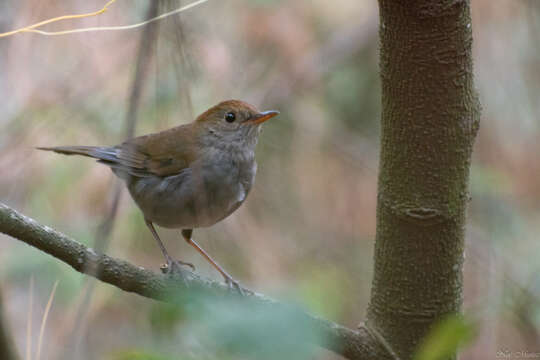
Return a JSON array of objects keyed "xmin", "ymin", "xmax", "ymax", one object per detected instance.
[{"xmin": 38, "ymin": 100, "xmax": 279, "ymax": 292}]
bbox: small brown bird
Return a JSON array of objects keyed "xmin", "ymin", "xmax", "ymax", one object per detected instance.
[{"xmin": 38, "ymin": 100, "xmax": 279, "ymax": 291}]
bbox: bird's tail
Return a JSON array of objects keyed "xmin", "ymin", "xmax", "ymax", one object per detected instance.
[{"xmin": 36, "ymin": 146, "xmax": 119, "ymax": 163}]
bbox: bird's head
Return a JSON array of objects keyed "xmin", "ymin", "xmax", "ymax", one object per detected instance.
[{"xmin": 195, "ymin": 100, "xmax": 279, "ymax": 150}]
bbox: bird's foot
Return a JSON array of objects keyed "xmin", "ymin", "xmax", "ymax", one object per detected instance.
[
  {"xmin": 224, "ymin": 275, "xmax": 245, "ymax": 296},
  {"xmin": 160, "ymin": 256, "xmax": 195, "ymax": 275}
]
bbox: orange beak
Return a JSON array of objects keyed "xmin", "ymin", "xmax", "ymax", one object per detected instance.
[{"xmin": 247, "ymin": 110, "xmax": 279, "ymax": 125}]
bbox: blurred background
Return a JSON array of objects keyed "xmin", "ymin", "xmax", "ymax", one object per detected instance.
[{"xmin": 0, "ymin": 0, "xmax": 539, "ymax": 359}]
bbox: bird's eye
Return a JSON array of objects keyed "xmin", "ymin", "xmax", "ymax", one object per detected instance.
[{"xmin": 225, "ymin": 112, "xmax": 236, "ymax": 123}]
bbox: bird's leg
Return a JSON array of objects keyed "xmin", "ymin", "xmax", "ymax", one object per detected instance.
[
  {"xmin": 181, "ymin": 229, "xmax": 244, "ymax": 295},
  {"xmin": 144, "ymin": 220, "xmax": 195, "ymax": 273}
]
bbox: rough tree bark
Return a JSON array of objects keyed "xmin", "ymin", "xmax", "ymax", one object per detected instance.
[{"xmin": 366, "ymin": 0, "xmax": 480, "ymax": 359}]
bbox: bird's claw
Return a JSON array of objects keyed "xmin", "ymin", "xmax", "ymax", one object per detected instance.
[
  {"xmin": 225, "ymin": 276, "xmax": 245, "ymax": 296},
  {"xmin": 160, "ymin": 257, "xmax": 195, "ymax": 275},
  {"xmin": 179, "ymin": 260, "xmax": 196, "ymax": 271}
]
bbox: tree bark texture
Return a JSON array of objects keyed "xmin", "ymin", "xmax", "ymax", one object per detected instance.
[{"xmin": 367, "ymin": 1, "xmax": 480, "ymax": 359}]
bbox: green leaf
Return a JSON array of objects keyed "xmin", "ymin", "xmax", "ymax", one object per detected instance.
[
  {"xmin": 415, "ymin": 314, "xmax": 477, "ymax": 360},
  {"xmin": 185, "ymin": 296, "xmax": 322, "ymax": 360}
]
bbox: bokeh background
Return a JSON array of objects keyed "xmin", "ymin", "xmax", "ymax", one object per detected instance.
[{"xmin": 0, "ymin": 0, "xmax": 539, "ymax": 359}]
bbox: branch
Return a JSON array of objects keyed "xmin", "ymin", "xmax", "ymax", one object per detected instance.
[
  {"xmin": 69, "ymin": 3, "xmax": 162, "ymax": 356},
  {"xmin": 0, "ymin": 202, "xmax": 386, "ymax": 360}
]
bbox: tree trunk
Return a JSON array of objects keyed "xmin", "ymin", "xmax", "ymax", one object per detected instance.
[{"xmin": 367, "ymin": 1, "xmax": 480, "ymax": 359}]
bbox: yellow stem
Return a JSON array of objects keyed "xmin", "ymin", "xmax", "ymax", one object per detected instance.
[
  {"xmin": 0, "ymin": 0, "xmax": 210, "ymax": 38},
  {"xmin": 0, "ymin": 0, "xmax": 116, "ymax": 38}
]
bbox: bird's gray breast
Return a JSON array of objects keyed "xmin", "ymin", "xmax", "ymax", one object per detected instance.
[
  {"xmin": 125, "ymin": 150, "xmax": 256, "ymax": 229},
  {"xmin": 199, "ymin": 150, "xmax": 257, "ymax": 219}
]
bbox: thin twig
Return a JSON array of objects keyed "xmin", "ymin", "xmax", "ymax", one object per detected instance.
[
  {"xmin": 6, "ymin": 0, "xmax": 210, "ymax": 37},
  {"xmin": 0, "ymin": 0, "xmax": 117, "ymax": 38},
  {"xmin": 36, "ymin": 281, "xmax": 58, "ymax": 360},
  {"xmin": 123, "ymin": 0, "xmax": 161, "ymax": 140},
  {"xmin": 69, "ymin": 3, "xmax": 161, "ymax": 356},
  {"xmin": 167, "ymin": 0, "xmax": 195, "ymax": 120},
  {"xmin": 26, "ymin": 276, "xmax": 33, "ymax": 360}
]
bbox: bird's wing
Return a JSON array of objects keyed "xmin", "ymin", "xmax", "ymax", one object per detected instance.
[{"xmin": 104, "ymin": 125, "xmax": 198, "ymax": 178}]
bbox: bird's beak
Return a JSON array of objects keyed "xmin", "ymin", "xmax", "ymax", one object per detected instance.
[{"xmin": 247, "ymin": 110, "xmax": 280, "ymax": 125}]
